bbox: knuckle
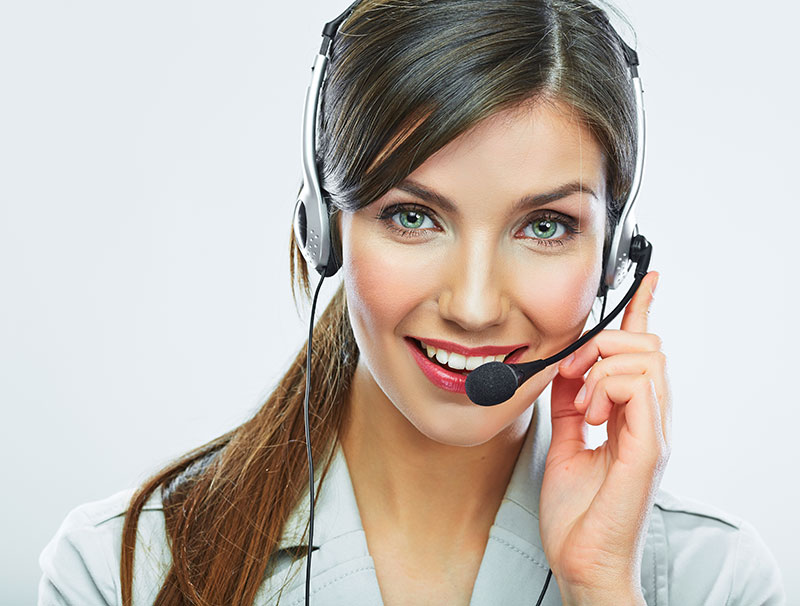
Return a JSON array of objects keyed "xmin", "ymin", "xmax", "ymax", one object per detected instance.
[
  {"xmin": 647, "ymin": 333, "xmax": 663, "ymax": 351},
  {"xmin": 651, "ymin": 350, "xmax": 667, "ymax": 370},
  {"xmin": 586, "ymin": 359, "xmax": 607, "ymax": 383},
  {"xmin": 593, "ymin": 372, "xmax": 611, "ymax": 391},
  {"xmin": 634, "ymin": 375, "xmax": 657, "ymax": 398}
]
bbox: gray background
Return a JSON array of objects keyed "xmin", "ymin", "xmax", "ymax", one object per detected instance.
[{"xmin": 2, "ymin": 1, "xmax": 798, "ymax": 604}]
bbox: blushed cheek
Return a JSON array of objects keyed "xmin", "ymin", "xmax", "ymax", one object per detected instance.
[
  {"xmin": 518, "ymin": 252, "xmax": 602, "ymax": 348},
  {"xmin": 341, "ymin": 222, "xmax": 438, "ymax": 341}
]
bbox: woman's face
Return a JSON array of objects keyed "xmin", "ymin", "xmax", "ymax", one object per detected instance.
[{"xmin": 339, "ymin": 99, "xmax": 608, "ymax": 447}]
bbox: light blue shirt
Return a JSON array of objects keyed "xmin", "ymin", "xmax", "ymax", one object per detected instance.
[{"xmin": 39, "ymin": 397, "xmax": 786, "ymax": 605}]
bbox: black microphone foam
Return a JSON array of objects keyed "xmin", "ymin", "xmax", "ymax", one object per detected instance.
[{"xmin": 464, "ymin": 361, "xmax": 521, "ymax": 406}]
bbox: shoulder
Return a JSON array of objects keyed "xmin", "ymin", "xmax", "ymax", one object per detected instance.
[
  {"xmin": 38, "ymin": 488, "xmax": 171, "ymax": 606},
  {"xmin": 648, "ymin": 488, "xmax": 785, "ymax": 605}
]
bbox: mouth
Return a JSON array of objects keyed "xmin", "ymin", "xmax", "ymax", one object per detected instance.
[{"xmin": 404, "ymin": 337, "xmax": 528, "ymax": 394}]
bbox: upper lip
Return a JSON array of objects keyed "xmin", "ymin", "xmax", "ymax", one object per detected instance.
[{"xmin": 408, "ymin": 336, "xmax": 528, "ymax": 357}]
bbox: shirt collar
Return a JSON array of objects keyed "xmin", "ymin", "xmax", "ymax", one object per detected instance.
[
  {"xmin": 277, "ymin": 440, "xmax": 365, "ymax": 551},
  {"xmin": 492, "ymin": 389, "xmax": 552, "ymax": 550},
  {"xmin": 277, "ymin": 390, "xmax": 551, "ymax": 553}
]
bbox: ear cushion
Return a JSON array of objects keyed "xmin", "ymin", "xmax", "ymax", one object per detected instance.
[
  {"xmin": 320, "ymin": 202, "xmax": 342, "ymax": 277},
  {"xmin": 322, "ymin": 245, "xmax": 341, "ymax": 276},
  {"xmin": 325, "ymin": 209, "xmax": 342, "ymax": 276},
  {"xmin": 596, "ymin": 228, "xmax": 614, "ymax": 299},
  {"xmin": 293, "ymin": 188, "xmax": 341, "ymax": 277}
]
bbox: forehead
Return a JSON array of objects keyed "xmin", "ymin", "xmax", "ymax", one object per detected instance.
[{"xmin": 399, "ymin": 99, "xmax": 607, "ymax": 207}]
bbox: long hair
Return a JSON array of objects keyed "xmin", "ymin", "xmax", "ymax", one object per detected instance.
[{"xmin": 120, "ymin": 1, "xmax": 638, "ymax": 604}]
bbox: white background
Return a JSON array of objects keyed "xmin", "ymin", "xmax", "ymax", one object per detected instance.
[{"xmin": 1, "ymin": 1, "xmax": 798, "ymax": 603}]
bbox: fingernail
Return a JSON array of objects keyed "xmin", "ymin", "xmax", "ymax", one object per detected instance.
[
  {"xmin": 649, "ymin": 274, "xmax": 660, "ymax": 298},
  {"xmin": 560, "ymin": 353, "xmax": 575, "ymax": 369},
  {"xmin": 574, "ymin": 384, "xmax": 586, "ymax": 405}
]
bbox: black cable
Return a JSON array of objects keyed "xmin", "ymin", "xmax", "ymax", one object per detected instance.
[
  {"xmin": 304, "ymin": 274, "xmax": 327, "ymax": 606},
  {"xmin": 534, "ymin": 568, "xmax": 553, "ymax": 606},
  {"xmin": 534, "ymin": 285, "xmax": 608, "ymax": 605},
  {"xmin": 600, "ymin": 291, "xmax": 608, "ymax": 322}
]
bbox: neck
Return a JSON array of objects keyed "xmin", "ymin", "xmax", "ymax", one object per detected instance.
[{"xmin": 339, "ymin": 362, "xmax": 533, "ymax": 549}]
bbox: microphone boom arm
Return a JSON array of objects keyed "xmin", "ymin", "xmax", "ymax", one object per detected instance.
[{"xmin": 465, "ymin": 235, "xmax": 652, "ymax": 406}]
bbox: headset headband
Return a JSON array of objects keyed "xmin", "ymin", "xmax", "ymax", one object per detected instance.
[{"xmin": 294, "ymin": 1, "xmax": 646, "ymax": 293}]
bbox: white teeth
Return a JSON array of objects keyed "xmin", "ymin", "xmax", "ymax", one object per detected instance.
[
  {"xmin": 465, "ymin": 356, "xmax": 483, "ymax": 371},
  {"xmin": 448, "ymin": 353, "xmax": 466, "ymax": 370},
  {"xmin": 420, "ymin": 340, "xmax": 508, "ymax": 371}
]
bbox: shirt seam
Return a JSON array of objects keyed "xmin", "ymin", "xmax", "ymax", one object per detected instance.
[
  {"xmin": 93, "ymin": 504, "xmax": 163, "ymax": 528},
  {"xmin": 278, "ymin": 527, "xmax": 367, "ymax": 551},
  {"xmin": 288, "ymin": 565, "xmax": 375, "ymax": 606},
  {"xmin": 504, "ymin": 497, "xmax": 540, "ymax": 520},
  {"xmin": 489, "ymin": 536, "xmax": 549, "ymax": 572},
  {"xmin": 65, "ymin": 509, "xmax": 120, "ymax": 605},
  {"xmin": 724, "ymin": 526, "xmax": 743, "ymax": 606},
  {"xmin": 653, "ymin": 502, "xmax": 740, "ymax": 530}
]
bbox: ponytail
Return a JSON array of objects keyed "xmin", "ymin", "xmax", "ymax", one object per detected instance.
[{"xmin": 120, "ymin": 229, "xmax": 358, "ymax": 605}]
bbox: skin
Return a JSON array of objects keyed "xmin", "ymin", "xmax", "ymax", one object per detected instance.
[{"xmin": 336, "ymin": 98, "xmax": 671, "ymax": 606}]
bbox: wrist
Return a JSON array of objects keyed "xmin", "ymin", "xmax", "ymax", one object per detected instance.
[{"xmin": 559, "ymin": 582, "xmax": 646, "ymax": 606}]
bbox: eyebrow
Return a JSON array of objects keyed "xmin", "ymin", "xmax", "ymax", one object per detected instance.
[{"xmin": 393, "ymin": 178, "xmax": 598, "ymax": 215}]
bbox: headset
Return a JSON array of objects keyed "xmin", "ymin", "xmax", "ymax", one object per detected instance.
[{"xmin": 292, "ymin": 2, "xmax": 651, "ymax": 604}]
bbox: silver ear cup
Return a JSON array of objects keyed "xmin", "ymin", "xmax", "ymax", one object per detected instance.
[
  {"xmin": 601, "ymin": 50, "xmax": 645, "ymax": 293},
  {"xmin": 603, "ymin": 210, "xmax": 639, "ymax": 291},
  {"xmin": 294, "ymin": 187, "xmax": 323, "ymax": 270},
  {"xmin": 294, "ymin": 191, "xmax": 308, "ymax": 248},
  {"xmin": 295, "ymin": 48, "xmax": 340, "ymax": 277},
  {"xmin": 294, "ymin": 189, "xmax": 339, "ymax": 277}
]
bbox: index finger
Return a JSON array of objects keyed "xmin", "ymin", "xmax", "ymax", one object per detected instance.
[{"xmin": 619, "ymin": 270, "xmax": 659, "ymax": 334}]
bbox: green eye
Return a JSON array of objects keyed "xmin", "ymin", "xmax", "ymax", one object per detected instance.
[
  {"xmin": 523, "ymin": 219, "xmax": 565, "ymax": 240},
  {"xmin": 393, "ymin": 209, "xmax": 433, "ymax": 230}
]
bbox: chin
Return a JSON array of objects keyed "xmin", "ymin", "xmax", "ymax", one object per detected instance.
[
  {"xmin": 397, "ymin": 392, "xmax": 535, "ymax": 448},
  {"xmin": 413, "ymin": 417, "xmax": 507, "ymax": 448}
]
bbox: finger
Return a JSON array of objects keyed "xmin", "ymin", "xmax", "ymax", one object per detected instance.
[
  {"xmin": 548, "ymin": 372, "xmax": 589, "ymax": 464},
  {"xmin": 572, "ymin": 351, "xmax": 671, "ymax": 446},
  {"xmin": 558, "ymin": 329, "xmax": 663, "ymax": 379},
  {"xmin": 619, "ymin": 270, "xmax": 659, "ymax": 334},
  {"xmin": 584, "ymin": 374, "xmax": 669, "ymax": 468},
  {"xmin": 585, "ymin": 374, "xmax": 670, "ymax": 539},
  {"xmin": 573, "ymin": 351, "xmax": 668, "ymax": 413}
]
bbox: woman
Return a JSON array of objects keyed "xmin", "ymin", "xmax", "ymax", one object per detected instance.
[{"xmin": 38, "ymin": 0, "xmax": 785, "ymax": 604}]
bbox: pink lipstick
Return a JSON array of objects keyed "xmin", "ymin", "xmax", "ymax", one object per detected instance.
[{"xmin": 404, "ymin": 337, "xmax": 527, "ymax": 395}]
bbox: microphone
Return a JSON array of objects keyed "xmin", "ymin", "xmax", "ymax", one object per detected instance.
[{"xmin": 465, "ymin": 235, "xmax": 652, "ymax": 406}]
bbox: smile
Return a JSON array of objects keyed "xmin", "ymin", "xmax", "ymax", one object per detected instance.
[
  {"xmin": 420, "ymin": 340, "xmax": 510, "ymax": 371},
  {"xmin": 404, "ymin": 337, "xmax": 528, "ymax": 394}
]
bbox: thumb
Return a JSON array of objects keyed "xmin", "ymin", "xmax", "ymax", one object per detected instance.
[{"xmin": 548, "ymin": 371, "xmax": 588, "ymax": 463}]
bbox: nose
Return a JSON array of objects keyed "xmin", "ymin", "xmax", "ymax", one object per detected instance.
[{"xmin": 437, "ymin": 238, "xmax": 510, "ymax": 331}]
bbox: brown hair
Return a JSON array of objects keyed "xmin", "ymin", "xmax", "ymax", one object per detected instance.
[{"xmin": 120, "ymin": 1, "xmax": 637, "ymax": 603}]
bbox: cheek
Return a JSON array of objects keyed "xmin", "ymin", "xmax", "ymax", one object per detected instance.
[
  {"xmin": 515, "ymin": 246, "xmax": 603, "ymax": 342},
  {"xmin": 341, "ymin": 219, "xmax": 438, "ymax": 340}
]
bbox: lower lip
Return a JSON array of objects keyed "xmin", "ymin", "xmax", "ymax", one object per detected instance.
[{"xmin": 404, "ymin": 338, "xmax": 527, "ymax": 395}]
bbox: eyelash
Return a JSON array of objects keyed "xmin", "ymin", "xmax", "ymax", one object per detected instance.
[{"xmin": 376, "ymin": 203, "xmax": 582, "ymax": 247}]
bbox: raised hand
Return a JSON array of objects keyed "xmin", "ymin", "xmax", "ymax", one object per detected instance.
[{"xmin": 539, "ymin": 271, "xmax": 671, "ymax": 605}]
